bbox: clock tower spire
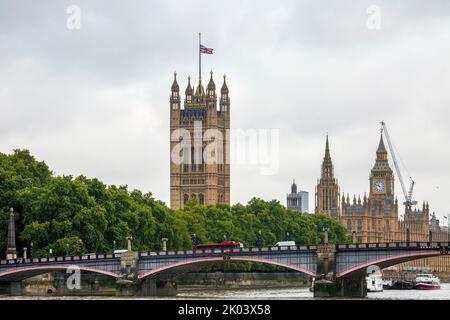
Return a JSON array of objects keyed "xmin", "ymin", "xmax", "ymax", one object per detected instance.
[{"xmin": 370, "ymin": 130, "xmax": 393, "ymax": 199}]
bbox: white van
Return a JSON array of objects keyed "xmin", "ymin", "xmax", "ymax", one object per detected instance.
[{"xmin": 272, "ymin": 241, "xmax": 296, "ymax": 248}]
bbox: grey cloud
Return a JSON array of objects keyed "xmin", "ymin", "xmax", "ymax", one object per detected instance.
[{"xmin": 1, "ymin": 0, "xmax": 450, "ymax": 220}]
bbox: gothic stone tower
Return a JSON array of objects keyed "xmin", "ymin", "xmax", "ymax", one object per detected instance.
[
  {"xmin": 170, "ymin": 72, "xmax": 230, "ymax": 209},
  {"xmin": 367, "ymin": 132, "xmax": 399, "ymax": 242},
  {"xmin": 340, "ymin": 132, "xmax": 399, "ymax": 243},
  {"xmin": 315, "ymin": 135, "xmax": 340, "ymax": 217}
]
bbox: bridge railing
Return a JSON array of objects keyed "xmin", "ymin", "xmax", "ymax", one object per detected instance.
[
  {"xmin": 336, "ymin": 241, "xmax": 450, "ymax": 250},
  {"xmin": 0, "ymin": 253, "xmax": 120, "ymax": 266},
  {"xmin": 138, "ymin": 244, "xmax": 318, "ymax": 258}
]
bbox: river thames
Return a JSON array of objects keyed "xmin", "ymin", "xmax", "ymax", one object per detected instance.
[{"xmin": 1, "ymin": 284, "xmax": 449, "ymax": 300}]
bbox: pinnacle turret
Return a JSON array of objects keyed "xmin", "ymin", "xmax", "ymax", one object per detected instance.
[
  {"xmin": 221, "ymin": 74, "xmax": 229, "ymax": 95},
  {"xmin": 171, "ymin": 72, "xmax": 179, "ymax": 92},
  {"xmin": 185, "ymin": 76, "xmax": 193, "ymax": 96}
]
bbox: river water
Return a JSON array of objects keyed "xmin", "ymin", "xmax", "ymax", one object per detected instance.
[
  {"xmin": 1, "ymin": 284, "xmax": 450, "ymax": 300},
  {"xmin": 176, "ymin": 283, "xmax": 450, "ymax": 300}
]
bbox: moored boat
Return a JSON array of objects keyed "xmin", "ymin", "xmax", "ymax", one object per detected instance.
[
  {"xmin": 414, "ymin": 274, "xmax": 440, "ymax": 290},
  {"xmin": 388, "ymin": 279, "xmax": 414, "ymax": 290}
]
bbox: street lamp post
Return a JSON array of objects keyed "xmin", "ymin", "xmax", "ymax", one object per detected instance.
[
  {"xmin": 257, "ymin": 230, "xmax": 262, "ymax": 249},
  {"xmin": 161, "ymin": 238, "xmax": 168, "ymax": 252},
  {"xmin": 323, "ymin": 227, "xmax": 330, "ymax": 245},
  {"xmin": 113, "ymin": 240, "xmax": 116, "ymax": 253},
  {"xmin": 192, "ymin": 233, "xmax": 197, "ymax": 249},
  {"xmin": 286, "ymin": 231, "xmax": 290, "ymax": 241},
  {"xmin": 66, "ymin": 244, "xmax": 70, "ymax": 256},
  {"xmin": 30, "ymin": 242, "xmax": 34, "ymax": 258},
  {"xmin": 126, "ymin": 236, "xmax": 133, "ymax": 251}
]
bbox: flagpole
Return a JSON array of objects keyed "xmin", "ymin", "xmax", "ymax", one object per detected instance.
[{"xmin": 199, "ymin": 32, "xmax": 202, "ymax": 84}]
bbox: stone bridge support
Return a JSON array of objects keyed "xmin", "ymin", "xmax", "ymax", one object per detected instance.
[
  {"xmin": 313, "ymin": 244, "xmax": 337, "ymax": 298},
  {"xmin": 10, "ymin": 281, "xmax": 22, "ymax": 296},
  {"xmin": 140, "ymin": 278, "xmax": 177, "ymax": 297},
  {"xmin": 313, "ymin": 243, "xmax": 366, "ymax": 298},
  {"xmin": 116, "ymin": 237, "xmax": 141, "ymax": 296},
  {"xmin": 336, "ymin": 275, "xmax": 366, "ymax": 297}
]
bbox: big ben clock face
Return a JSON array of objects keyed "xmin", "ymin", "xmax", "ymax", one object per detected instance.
[{"xmin": 373, "ymin": 179, "xmax": 385, "ymax": 193}]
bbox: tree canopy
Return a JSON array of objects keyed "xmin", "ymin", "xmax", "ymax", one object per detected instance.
[{"xmin": 0, "ymin": 149, "xmax": 350, "ymax": 258}]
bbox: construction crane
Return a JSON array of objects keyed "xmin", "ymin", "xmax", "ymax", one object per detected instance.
[{"xmin": 380, "ymin": 121, "xmax": 417, "ymax": 210}]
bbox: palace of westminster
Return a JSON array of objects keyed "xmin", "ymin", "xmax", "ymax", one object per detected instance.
[
  {"xmin": 313, "ymin": 133, "xmax": 450, "ymax": 271},
  {"xmin": 169, "ymin": 71, "xmax": 449, "ymax": 272}
]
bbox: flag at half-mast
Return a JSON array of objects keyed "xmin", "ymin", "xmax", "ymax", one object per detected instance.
[{"xmin": 200, "ymin": 44, "xmax": 213, "ymax": 54}]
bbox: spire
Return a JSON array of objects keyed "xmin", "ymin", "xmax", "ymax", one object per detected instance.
[
  {"xmin": 221, "ymin": 74, "xmax": 229, "ymax": 95},
  {"xmin": 321, "ymin": 134, "xmax": 334, "ymax": 179},
  {"xmin": 185, "ymin": 76, "xmax": 193, "ymax": 96},
  {"xmin": 207, "ymin": 70, "xmax": 215, "ymax": 91},
  {"xmin": 372, "ymin": 127, "xmax": 390, "ymax": 168},
  {"xmin": 171, "ymin": 71, "xmax": 179, "ymax": 92},
  {"xmin": 377, "ymin": 130, "xmax": 387, "ymax": 155},
  {"xmin": 291, "ymin": 179, "xmax": 297, "ymax": 194},
  {"xmin": 325, "ymin": 134, "xmax": 330, "ymax": 159},
  {"xmin": 6, "ymin": 208, "xmax": 17, "ymax": 260}
]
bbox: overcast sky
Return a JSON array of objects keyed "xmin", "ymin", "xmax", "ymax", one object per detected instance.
[{"xmin": 1, "ymin": 0, "xmax": 450, "ymax": 223}]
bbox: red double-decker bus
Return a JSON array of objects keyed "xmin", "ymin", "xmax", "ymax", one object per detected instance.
[{"xmin": 193, "ymin": 241, "xmax": 243, "ymax": 250}]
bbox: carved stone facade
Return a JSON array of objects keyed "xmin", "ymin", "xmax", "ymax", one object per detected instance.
[
  {"xmin": 314, "ymin": 135, "xmax": 340, "ymax": 217},
  {"xmin": 170, "ymin": 72, "xmax": 230, "ymax": 209},
  {"xmin": 340, "ymin": 133, "xmax": 399, "ymax": 243},
  {"xmin": 314, "ymin": 131, "xmax": 450, "ymax": 271}
]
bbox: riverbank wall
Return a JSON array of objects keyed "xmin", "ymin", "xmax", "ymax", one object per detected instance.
[{"xmin": 175, "ymin": 272, "xmax": 311, "ymax": 290}]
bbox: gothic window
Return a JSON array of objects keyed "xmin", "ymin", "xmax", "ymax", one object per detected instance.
[
  {"xmin": 357, "ymin": 220, "xmax": 363, "ymax": 231},
  {"xmin": 191, "ymin": 147, "xmax": 196, "ymax": 172},
  {"xmin": 199, "ymin": 194, "xmax": 205, "ymax": 205},
  {"xmin": 183, "ymin": 194, "xmax": 189, "ymax": 204},
  {"xmin": 347, "ymin": 220, "xmax": 352, "ymax": 231}
]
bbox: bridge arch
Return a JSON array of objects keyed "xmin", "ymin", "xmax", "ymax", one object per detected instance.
[
  {"xmin": 0, "ymin": 264, "xmax": 120, "ymax": 281},
  {"xmin": 138, "ymin": 256, "xmax": 316, "ymax": 280},
  {"xmin": 336, "ymin": 250, "xmax": 444, "ymax": 278}
]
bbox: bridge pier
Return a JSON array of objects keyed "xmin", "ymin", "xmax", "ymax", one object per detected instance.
[
  {"xmin": 140, "ymin": 278, "xmax": 177, "ymax": 297},
  {"xmin": 313, "ymin": 243, "xmax": 337, "ymax": 297},
  {"xmin": 336, "ymin": 276, "xmax": 366, "ymax": 298},
  {"xmin": 116, "ymin": 237, "xmax": 141, "ymax": 297},
  {"xmin": 313, "ymin": 243, "xmax": 367, "ymax": 298},
  {"xmin": 10, "ymin": 281, "xmax": 22, "ymax": 296}
]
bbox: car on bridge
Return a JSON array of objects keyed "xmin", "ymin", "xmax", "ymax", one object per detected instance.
[{"xmin": 272, "ymin": 241, "xmax": 296, "ymax": 249}]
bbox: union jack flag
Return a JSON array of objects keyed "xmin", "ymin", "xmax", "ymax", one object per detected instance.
[{"xmin": 200, "ymin": 44, "xmax": 213, "ymax": 54}]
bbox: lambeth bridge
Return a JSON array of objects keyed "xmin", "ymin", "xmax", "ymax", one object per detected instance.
[{"xmin": 1, "ymin": 240, "xmax": 449, "ymax": 297}]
